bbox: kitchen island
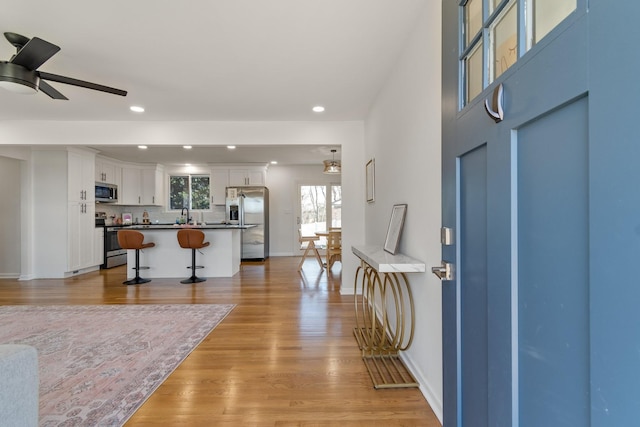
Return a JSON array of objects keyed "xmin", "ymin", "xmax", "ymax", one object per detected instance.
[{"xmin": 123, "ymin": 224, "xmax": 252, "ymax": 279}]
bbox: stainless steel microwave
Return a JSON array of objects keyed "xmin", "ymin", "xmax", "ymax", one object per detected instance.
[{"xmin": 95, "ymin": 183, "xmax": 118, "ymax": 203}]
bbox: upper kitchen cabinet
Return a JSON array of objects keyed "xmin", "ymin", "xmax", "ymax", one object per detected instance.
[
  {"xmin": 121, "ymin": 164, "xmax": 165, "ymax": 206},
  {"xmin": 32, "ymin": 147, "xmax": 98, "ymax": 278},
  {"xmin": 141, "ymin": 166, "xmax": 165, "ymax": 205},
  {"xmin": 211, "ymin": 168, "xmax": 229, "ymax": 205},
  {"xmin": 68, "ymin": 150, "xmax": 95, "ymax": 203},
  {"xmin": 228, "ymin": 167, "xmax": 266, "ymax": 186},
  {"xmin": 95, "ymin": 157, "xmax": 122, "ymax": 187}
]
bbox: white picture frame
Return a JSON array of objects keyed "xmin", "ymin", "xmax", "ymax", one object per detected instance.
[{"xmin": 384, "ymin": 204, "xmax": 407, "ymax": 255}]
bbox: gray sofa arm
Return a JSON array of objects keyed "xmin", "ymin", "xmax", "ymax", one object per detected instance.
[{"xmin": 0, "ymin": 344, "xmax": 39, "ymax": 426}]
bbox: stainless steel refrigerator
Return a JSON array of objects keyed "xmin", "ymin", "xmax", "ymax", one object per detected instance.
[{"xmin": 226, "ymin": 186, "xmax": 269, "ymax": 260}]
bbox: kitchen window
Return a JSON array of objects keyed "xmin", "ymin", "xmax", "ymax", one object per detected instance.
[{"xmin": 169, "ymin": 174, "xmax": 210, "ymax": 210}]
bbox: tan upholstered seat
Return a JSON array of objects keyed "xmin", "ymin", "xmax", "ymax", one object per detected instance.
[
  {"xmin": 117, "ymin": 230, "xmax": 155, "ymax": 285},
  {"xmin": 177, "ymin": 229, "xmax": 210, "ymax": 283},
  {"xmin": 298, "ymin": 230, "xmax": 324, "ymax": 271}
]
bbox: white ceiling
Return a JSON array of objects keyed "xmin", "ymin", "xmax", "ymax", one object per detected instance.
[{"xmin": 0, "ymin": 0, "xmax": 426, "ymax": 164}]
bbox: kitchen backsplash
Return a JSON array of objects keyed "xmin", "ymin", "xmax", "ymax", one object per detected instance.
[{"xmin": 96, "ymin": 204, "xmax": 226, "ymax": 225}]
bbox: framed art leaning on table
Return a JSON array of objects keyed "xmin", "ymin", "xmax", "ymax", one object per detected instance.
[{"xmin": 384, "ymin": 204, "xmax": 407, "ymax": 254}]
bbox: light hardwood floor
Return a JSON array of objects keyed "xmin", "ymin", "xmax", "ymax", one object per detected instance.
[{"xmin": 0, "ymin": 257, "xmax": 441, "ymax": 426}]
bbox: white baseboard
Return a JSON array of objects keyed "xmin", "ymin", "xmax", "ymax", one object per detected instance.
[
  {"xmin": 0, "ymin": 273, "xmax": 20, "ymax": 279},
  {"xmin": 63, "ymin": 265, "xmax": 100, "ymax": 278},
  {"xmin": 401, "ymin": 352, "xmax": 443, "ymax": 424}
]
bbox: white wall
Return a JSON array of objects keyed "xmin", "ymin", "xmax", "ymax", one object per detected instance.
[
  {"xmin": 0, "ymin": 156, "xmax": 22, "ymax": 278},
  {"xmin": 363, "ymin": 2, "xmax": 443, "ymax": 421}
]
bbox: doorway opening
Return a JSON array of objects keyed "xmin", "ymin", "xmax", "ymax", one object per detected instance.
[{"xmin": 297, "ymin": 184, "xmax": 341, "ymax": 251}]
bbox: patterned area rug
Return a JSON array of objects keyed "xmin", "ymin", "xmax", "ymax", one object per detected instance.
[{"xmin": 0, "ymin": 304, "xmax": 234, "ymax": 426}]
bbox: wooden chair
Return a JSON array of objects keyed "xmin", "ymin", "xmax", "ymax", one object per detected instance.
[
  {"xmin": 117, "ymin": 230, "xmax": 155, "ymax": 285},
  {"xmin": 298, "ymin": 230, "xmax": 324, "ymax": 271},
  {"xmin": 326, "ymin": 230, "xmax": 342, "ymax": 270}
]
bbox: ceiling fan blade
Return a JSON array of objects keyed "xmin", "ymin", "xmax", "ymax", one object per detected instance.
[
  {"xmin": 38, "ymin": 80, "xmax": 68, "ymax": 100},
  {"xmin": 38, "ymin": 72, "xmax": 127, "ymax": 97},
  {"xmin": 10, "ymin": 37, "xmax": 60, "ymax": 70}
]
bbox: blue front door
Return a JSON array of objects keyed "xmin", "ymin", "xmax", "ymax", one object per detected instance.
[{"xmin": 441, "ymin": 0, "xmax": 640, "ymax": 425}]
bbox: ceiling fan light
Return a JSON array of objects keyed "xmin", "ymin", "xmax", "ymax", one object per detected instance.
[
  {"xmin": 0, "ymin": 62, "xmax": 39, "ymax": 94},
  {"xmin": 0, "ymin": 79, "xmax": 37, "ymax": 94}
]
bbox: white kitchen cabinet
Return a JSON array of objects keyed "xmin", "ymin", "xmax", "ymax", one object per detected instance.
[
  {"xmin": 228, "ymin": 167, "xmax": 266, "ymax": 186},
  {"xmin": 67, "ymin": 150, "xmax": 95, "ymax": 272},
  {"xmin": 94, "ymin": 228, "xmax": 104, "ymax": 267},
  {"xmin": 95, "ymin": 158, "xmax": 119, "ymax": 185},
  {"xmin": 32, "ymin": 148, "xmax": 98, "ymax": 278},
  {"xmin": 67, "ymin": 201, "xmax": 95, "ymax": 272},
  {"xmin": 211, "ymin": 169, "xmax": 229, "ymax": 205},
  {"xmin": 141, "ymin": 166, "xmax": 165, "ymax": 205},
  {"xmin": 121, "ymin": 166, "xmax": 142, "ymax": 205},
  {"xmin": 121, "ymin": 165, "xmax": 165, "ymax": 206}
]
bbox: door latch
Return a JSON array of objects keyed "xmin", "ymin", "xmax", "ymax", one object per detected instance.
[{"xmin": 431, "ymin": 262, "xmax": 454, "ymax": 281}]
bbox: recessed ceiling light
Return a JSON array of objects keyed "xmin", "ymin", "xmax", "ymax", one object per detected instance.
[
  {"xmin": 183, "ymin": 145, "xmax": 192, "ymax": 149},
  {"xmin": 312, "ymin": 105, "xmax": 325, "ymax": 113},
  {"xmin": 130, "ymin": 106, "xmax": 145, "ymax": 113},
  {"xmin": 270, "ymin": 161, "xmax": 278, "ymax": 165},
  {"xmin": 138, "ymin": 145, "xmax": 148, "ymax": 149},
  {"xmin": 227, "ymin": 145, "xmax": 236, "ymax": 149}
]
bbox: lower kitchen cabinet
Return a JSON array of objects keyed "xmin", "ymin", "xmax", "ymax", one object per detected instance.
[
  {"xmin": 68, "ymin": 201, "xmax": 95, "ymax": 272},
  {"xmin": 94, "ymin": 228, "xmax": 104, "ymax": 267}
]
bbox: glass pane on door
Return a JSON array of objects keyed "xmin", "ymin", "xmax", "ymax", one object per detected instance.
[
  {"xmin": 490, "ymin": 1, "xmax": 517, "ymax": 82},
  {"xmin": 465, "ymin": 42, "xmax": 484, "ymax": 105},
  {"xmin": 331, "ymin": 186, "xmax": 342, "ymax": 228},
  {"xmin": 465, "ymin": 0, "xmax": 483, "ymax": 46},
  {"xmin": 534, "ymin": 0, "xmax": 576, "ymax": 44}
]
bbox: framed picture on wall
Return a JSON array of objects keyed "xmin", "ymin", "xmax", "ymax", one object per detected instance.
[
  {"xmin": 366, "ymin": 158, "xmax": 375, "ymax": 203},
  {"xmin": 384, "ymin": 204, "xmax": 407, "ymax": 255}
]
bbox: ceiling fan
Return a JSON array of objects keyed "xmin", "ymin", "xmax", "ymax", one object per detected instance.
[{"xmin": 0, "ymin": 32, "xmax": 127, "ymax": 100}]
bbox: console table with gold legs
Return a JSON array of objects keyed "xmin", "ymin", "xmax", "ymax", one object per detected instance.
[{"xmin": 351, "ymin": 245, "xmax": 426, "ymax": 389}]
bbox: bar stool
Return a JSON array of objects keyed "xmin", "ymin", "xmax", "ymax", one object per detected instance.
[
  {"xmin": 177, "ymin": 229, "xmax": 210, "ymax": 284},
  {"xmin": 117, "ymin": 230, "xmax": 155, "ymax": 285}
]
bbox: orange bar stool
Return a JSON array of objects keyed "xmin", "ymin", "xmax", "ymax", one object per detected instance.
[
  {"xmin": 117, "ymin": 230, "xmax": 155, "ymax": 285},
  {"xmin": 177, "ymin": 229, "xmax": 210, "ymax": 284}
]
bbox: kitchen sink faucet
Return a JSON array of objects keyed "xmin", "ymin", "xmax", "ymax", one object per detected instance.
[{"xmin": 181, "ymin": 207, "xmax": 190, "ymax": 224}]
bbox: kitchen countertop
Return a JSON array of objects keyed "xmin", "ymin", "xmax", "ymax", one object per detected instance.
[{"xmin": 126, "ymin": 223, "xmax": 255, "ymax": 230}]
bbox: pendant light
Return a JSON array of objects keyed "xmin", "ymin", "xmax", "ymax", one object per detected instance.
[{"xmin": 323, "ymin": 149, "xmax": 341, "ymax": 174}]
